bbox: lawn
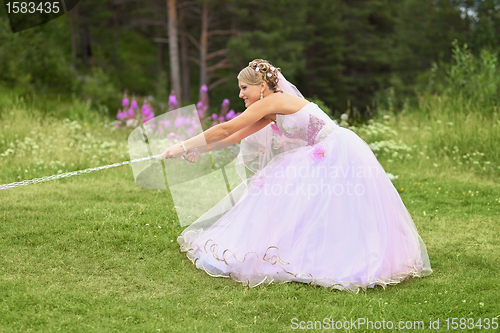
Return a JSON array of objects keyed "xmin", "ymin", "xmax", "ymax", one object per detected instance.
[{"xmin": 0, "ymin": 92, "xmax": 499, "ymax": 332}]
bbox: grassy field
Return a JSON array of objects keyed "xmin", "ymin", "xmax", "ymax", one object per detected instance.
[{"xmin": 0, "ymin": 91, "xmax": 499, "ymax": 332}]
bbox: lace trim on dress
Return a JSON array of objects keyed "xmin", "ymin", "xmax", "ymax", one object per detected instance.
[{"xmin": 177, "ymin": 234, "xmax": 427, "ymax": 292}]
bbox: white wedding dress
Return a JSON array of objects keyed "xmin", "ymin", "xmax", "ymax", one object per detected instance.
[{"xmin": 176, "ymin": 97, "xmax": 432, "ymax": 291}]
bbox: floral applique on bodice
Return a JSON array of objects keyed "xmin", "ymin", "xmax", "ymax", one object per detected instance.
[{"xmin": 275, "ymin": 103, "xmax": 336, "ymax": 146}]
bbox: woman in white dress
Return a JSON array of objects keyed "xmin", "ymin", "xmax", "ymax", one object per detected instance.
[{"xmin": 161, "ymin": 59, "xmax": 432, "ymax": 291}]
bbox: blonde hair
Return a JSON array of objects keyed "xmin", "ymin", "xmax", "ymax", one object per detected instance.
[{"xmin": 237, "ymin": 59, "xmax": 283, "ymax": 93}]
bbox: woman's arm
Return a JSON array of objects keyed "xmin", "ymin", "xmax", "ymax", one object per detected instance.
[
  {"xmin": 190, "ymin": 117, "xmax": 271, "ymax": 155},
  {"xmin": 219, "ymin": 117, "xmax": 271, "ymax": 145},
  {"xmin": 162, "ymin": 98, "xmax": 276, "ymax": 159},
  {"xmin": 183, "ymin": 98, "xmax": 276, "ymax": 151}
]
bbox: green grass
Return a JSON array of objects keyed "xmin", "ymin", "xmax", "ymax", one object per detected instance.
[{"xmin": 0, "ymin": 91, "xmax": 499, "ymax": 332}]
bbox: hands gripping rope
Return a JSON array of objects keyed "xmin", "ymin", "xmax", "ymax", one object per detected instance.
[
  {"xmin": 182, "ymin": 149, "xmax": 200, "ymax": 163},
  {"xmin": 180, "ymin": 141, "xmax": 201, "ymax": 163},
  {"xmin": 160, "ymin": 141, "xmax": 200, "ymax": 163}
]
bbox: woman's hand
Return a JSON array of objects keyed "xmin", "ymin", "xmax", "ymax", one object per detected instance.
[
  {"xmin": 183, "ymin": 148, "xmax": 200, "ymax": 163},
  {"xmin": 161, "ymin": 143, "xmax": 185, "ymax": 159}
]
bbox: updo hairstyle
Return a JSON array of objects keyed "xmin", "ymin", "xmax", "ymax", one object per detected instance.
[{"xmin": 237, "ymin": 59, "xmax": 283, "ymax": 93}]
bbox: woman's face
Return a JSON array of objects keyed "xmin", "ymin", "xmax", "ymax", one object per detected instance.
[{"xmin": 238, "ymin": 80, "xmax": 262, "ymax": 108}]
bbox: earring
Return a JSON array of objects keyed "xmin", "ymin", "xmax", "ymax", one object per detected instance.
[{"xmin": 260, "ymin": 91, "xmax": 263, "ymax": 100}]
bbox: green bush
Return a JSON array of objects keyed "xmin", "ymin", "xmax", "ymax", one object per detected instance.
[
  {"xmin": 448, "ymin": 43, "xmax": 499, "ymax": 106},
  {"xmin": 0, "ymin": 16, "xmax": 76, "ymax": 95},
  {"xmin": 426, "ymin": 42, "xmax": 500, "ymax": 114},
  {"xmin": 75, "ymin": 67, "xmax": 120, "ymax": 117}
]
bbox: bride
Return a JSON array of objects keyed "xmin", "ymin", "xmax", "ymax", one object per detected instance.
[{"xmin": 161, "ymin": 59, "xmax": 432, "ymax": 291}]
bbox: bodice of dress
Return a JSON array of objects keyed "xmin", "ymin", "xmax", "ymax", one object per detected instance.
[
  {"xmin": 235, "ymin": 102, "xmax": 338, "ymax": 181},
  {"xmin": 276, "ymin": 102, "xmax": 337, "ymax": 146}
]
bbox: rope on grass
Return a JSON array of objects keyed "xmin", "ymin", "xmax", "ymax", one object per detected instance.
[{"xmin": 0, "ymin": 154, "xmax": 163, "ymax": 190}]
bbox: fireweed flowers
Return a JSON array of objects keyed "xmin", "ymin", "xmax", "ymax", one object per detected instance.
[
  {"xmin": 115, "ymin": 93, "xmax": 155, "ymax": 128},
  {"xmin": 115, "ymin": 87, "xmax": 241, "ymax": 136},
  {"xmin": 168, "ymin": 90, "xmax": 178, "ymax": 111},
  {"xmin": 211, "ymin": 99, "xmax": 240, "ymax": 126}
]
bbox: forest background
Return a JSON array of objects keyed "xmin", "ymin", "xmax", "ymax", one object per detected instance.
[{"xmin": 1, "ymin": 0, "xmax": 500, "ymax": 119}]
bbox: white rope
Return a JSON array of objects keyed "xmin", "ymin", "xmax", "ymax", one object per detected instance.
[{"xmin": 0, "ymin": 154, "xmax": 163, "ymax": 190}]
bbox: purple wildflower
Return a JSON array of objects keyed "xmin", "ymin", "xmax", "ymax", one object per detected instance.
[
  {"xmin": 122, "ymin": 93, "xmax": 129, "ymax": 107},
  {"xmin": 169, "ymin": 90, "xmax": 178, "ymax": 111},
  {"xmin": 142, "ymin": 104, "xmax": 151, "ymax": 117},
  {"xmin": 196, "ymin": 101, "xmax": 204, "ymax": 118},
  {"xmin": 174, "ymin": 117, "xmax": 185, "ymax": 128},
  {"xmin": 220, "ymin": 99, "xmax": 230, "ymax": 118},
  {"xmin": 225, "ymin": 110, "xmax": 235, "ymax": 120},
  {"xmin": 131, "ymin": 98, "xmax": 138, "ymax": 110},
  {"xmin": 143, "ymin": 112, "xmax": 154, "ymax": 123},
  {"xmin": 117, "ymin": 109, "xmax": 126, "ymax": 120},
  {"xmin": 160, "ymin": 120, "xmax": 171, "ymax": 128},
  {"xmin": 199, "ymin": 85, "xmax": 209, "ymax": 114}
]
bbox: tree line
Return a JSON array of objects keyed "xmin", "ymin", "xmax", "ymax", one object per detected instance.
[{"xmin": 0, "ymin": 0, "xmax": 499, "ymax": 116}]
